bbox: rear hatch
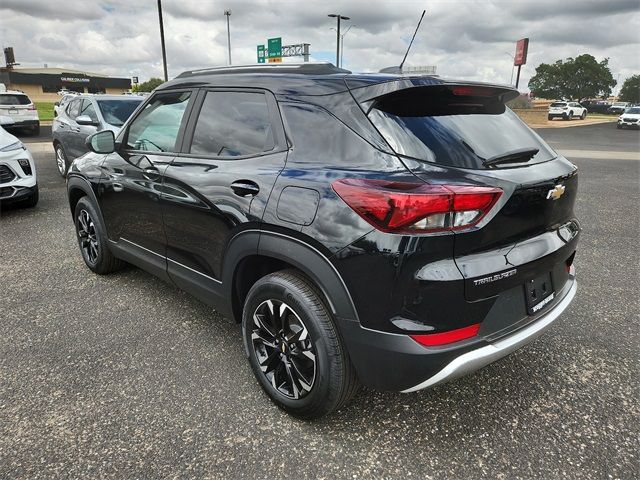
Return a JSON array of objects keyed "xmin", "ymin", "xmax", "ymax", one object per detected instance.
[
  {"xmin": 350, "ymin": 79, "xmax": 579, "ymax": 304},
  {"xmin": 0, "ymin": 93, "xmax": 37, "ymax": 120}
]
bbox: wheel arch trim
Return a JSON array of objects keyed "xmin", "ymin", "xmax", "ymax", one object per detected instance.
[{"xmin": 222, "ymin": 229, "xmax": 360, "ymax": 323}]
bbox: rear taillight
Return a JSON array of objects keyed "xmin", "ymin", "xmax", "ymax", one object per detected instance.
[
  {"xmin": 332, "ymin": 179, "xmax": 502, "ymax": 233},
  {"xmin": 27, "ymin": 104, "xmax": 36, "ymax": 110},
  {"xmin": 410, "ymin": 323, "xmax": 481, "ymax": 347}
]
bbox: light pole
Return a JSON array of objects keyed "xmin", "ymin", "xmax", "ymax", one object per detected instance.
[
  {"xmin": 157, "ymin": 0, "xmax": 168, "ymax": 81},
  {"xmin": 224, "ymin": 10, "xmax": 232, "ymax": 66},
  {"xmin": 504, "ymin": 52, "xmax": 515, "ymax": 85},
  {"xmin": 328, "ymin": 14, "xmax": 350, "ymax": 67}
]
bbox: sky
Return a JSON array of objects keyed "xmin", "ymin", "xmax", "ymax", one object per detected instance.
[{"xmin": 1, "ymin": 0, "xmax": 639, "ymax": 93}]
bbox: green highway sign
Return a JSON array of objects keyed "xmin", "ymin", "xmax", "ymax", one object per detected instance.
[
  {"xmin": 267, "ymin": 37, "xmax": 282, "ymax": 58},
  {"xmin": 257, "ymin": 45, "xmax": 266, "ymax": 63}
]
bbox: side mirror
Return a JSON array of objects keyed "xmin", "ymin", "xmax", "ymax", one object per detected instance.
[
  {"xmin": 86, "ymin": 130, "xmax": 116, "ymax": 154},
  {"xmin": 76, "ymin": 115, "xmax": 98, "ymax": 126}
]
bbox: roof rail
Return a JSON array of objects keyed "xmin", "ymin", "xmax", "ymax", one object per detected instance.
[{"xmin": 177, "ymin": 62, "xmax": 351, "ymax": 78}]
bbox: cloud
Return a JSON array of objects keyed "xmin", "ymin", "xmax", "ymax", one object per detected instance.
[{"xmin": 0, "ymin": 0, "xmax": 638, "ymax": 92}]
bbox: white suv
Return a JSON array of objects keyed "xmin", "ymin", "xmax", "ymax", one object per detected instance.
[
  {"xmin": 0, "ymin": 119, "xmax": 38, "ymax": 208},
  {"xmin": 0, "ymin": 85, "xmax": 40, "ymax": 135},
  {"xmin": 548, "ymin": 101, "xmax": 587, "ymax": 121}
]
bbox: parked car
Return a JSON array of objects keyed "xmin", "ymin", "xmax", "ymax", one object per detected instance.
[
  {"xmin": 52, "ymin": 94, "xmax": 142, "ymax": 176},
  {"xmin": 0, "ymin": 85, "xmax": 40, "ymax": 135},
  {"xmin": 0, "ymin": 119, "xmax": 38, "ymax": 208},
  {"xmin": 66, "ymin": 64, "xmax": 580, "ymax": 419},
  {"xmin": 608, "ymin": 102, "xmax": 629, "ymax": 115},
  {"xmin": 548, "ymin": 101, "xmax": 587, "ymax": 120},
  {"xmin": 580, "ymin": 99, "xmax": 611, "ymax": 114},
  {"xmin": 617, "ymin": 106, "xmax": 640, "ymax": 129}
]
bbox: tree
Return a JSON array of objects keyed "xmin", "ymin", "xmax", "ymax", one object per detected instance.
[
  {"xmin": 528, "ymin": 54, "xmax": 616, "ymax": 101},
  {"xmin": 619, "ymin": 75, "xmax": 640, "ymax": 103},
  {"xmin": 132, "ymin": 77, "xmax": 164, "ymax": 93}
]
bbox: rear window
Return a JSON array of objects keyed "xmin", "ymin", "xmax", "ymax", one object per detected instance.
[
  {"xmin": 550, "ymin": 102, "xmax": 567, "ymax": 107},
  {"xmin": 0, "ymin": 94, "xmax": 31, "ymax": 105},
  {"xmin": 97, "ymin": 99, "xmax": 142, "ymax": 127},
  {"xmin": 368, "ymin": 86, "xmax": 556, "ymax": 169}
]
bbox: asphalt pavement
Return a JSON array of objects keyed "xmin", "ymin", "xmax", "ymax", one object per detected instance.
[{"xmin": 0, "ymin": 123, "xmax": 638, "ymax": 479}]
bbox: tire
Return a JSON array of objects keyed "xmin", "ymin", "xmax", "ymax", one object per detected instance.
[
  {"xmin": 242, "ymin": 270, "xmax": 359, "ymax": 419},
  {"xmin": 20, "ymin": 185, "xmax": 39, "ymax": 208},
  {"xmin": 617, "ymin": 124, "xmax": 623, "ymax": 129},
  {"xmin": 54, "ymin": 143, "xmax": 68, "ymax": 177},
  {"xmin": 580, "ymin": 111, "xmax": 587, "ymax": 120},
  {"xmin": 547, "ymin": 115, "xmax": 553, "ymax": 121},
  {"xmin": 31, "ymin": 124, "xmax": 40, "ymax": 136},
  {"xmin": 74, "ymin": 197, "xmax": 125, "ymax": 274},
  {"xmin": 566, "ymin": 111, "xmax": 573, "ymax": 120}
]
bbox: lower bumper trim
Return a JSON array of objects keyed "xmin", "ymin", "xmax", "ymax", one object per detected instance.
[{"xmin": 401, "ymin": 280, "xmax": 577, "ymax": 393}]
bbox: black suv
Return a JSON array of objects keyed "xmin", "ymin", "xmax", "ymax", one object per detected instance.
[{"xmin": 67, "ymin": 64, "xmax": 579, "ymax": 419}]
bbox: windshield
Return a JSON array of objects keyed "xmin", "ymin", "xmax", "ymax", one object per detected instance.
[
  {"xmin": 550, "ymin": 102, "xmax": 567, "ymax": 107},
  {"xmin": 97, "ymin": 99, "xmax": 142, "ymax": 127},
  {"xmin": 0, "ymin": 94, "xmax": 31, "ymax": 106},
  {"xmin": 625, "ymin": 107, "xmax": 640, "ymax": 114},
  {"xmin": 368, "ymin": 86, "xmax": 556, "ymax": 169}
]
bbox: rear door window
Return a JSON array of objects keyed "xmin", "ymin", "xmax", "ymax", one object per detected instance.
[
  {"xmin": 189, "ymin": 91, "xmax": 275, "ymax": 157},
  {"xmin": 368, "ymin": 86, "xmax": 556, "ymax": 169}
]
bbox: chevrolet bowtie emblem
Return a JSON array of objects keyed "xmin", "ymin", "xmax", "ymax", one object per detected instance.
[{"xmin": 546, "ymin": 184, "xmax": 566, "ymax": 200}]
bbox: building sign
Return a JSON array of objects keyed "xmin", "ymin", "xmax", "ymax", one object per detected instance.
[
  {"xmin": 514, "ymin": 38, "xmax": 529, "ymax": 66},
  {"xmin": 61, "ymin": 75, "xmax": 90, "ymax": 83}
]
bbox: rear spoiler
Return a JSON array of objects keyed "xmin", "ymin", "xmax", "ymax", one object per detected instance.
[{"xmin": 347, "ymin": 77, "xmax": 519, "ymax": 110}]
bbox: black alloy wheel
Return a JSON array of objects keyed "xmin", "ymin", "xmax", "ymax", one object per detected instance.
[
  {"xmin": 73, "ymin": 197, "xmax": 125, "ymax": 274},
  {"xmin": 77, "ymin": 208, "xmax": 100, "ymax": 266},
  {"xmin": 242, "ymin": 270, "xmax": 359, "ymax": 419},
  {"xmin": 250, "ymin": 299, "xmax": 317, "ymax": 399}
]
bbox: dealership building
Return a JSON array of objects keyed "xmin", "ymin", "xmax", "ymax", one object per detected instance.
[{"xmin": 0, "ymin": 67, "xmax": 131, "ymax": 101}]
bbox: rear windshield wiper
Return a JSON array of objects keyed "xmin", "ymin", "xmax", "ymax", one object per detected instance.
[{"xmin": 482, "ymin": 147, "xmax": 539, "ymax": 167}]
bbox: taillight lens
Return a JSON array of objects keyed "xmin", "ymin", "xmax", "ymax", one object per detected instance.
[
  {"xmin": 332, "ymin": 179, "xmax": 502, "ymax": 233},
  {"xmin": 27, "ymin": 104, "xmax": 36, "ymax": 110},
  {"xmin": 410, "ymin": 323, "xmax": 481, "ymax": 347}
]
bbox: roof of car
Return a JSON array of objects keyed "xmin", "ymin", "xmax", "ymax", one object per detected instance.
[
  {"xmin": 159, "ymin": 62, "xmax": 451, "ymax": 96},
  {"xmin": 70, "ymin": 94, "xmax": 143, "ymax": 101}
]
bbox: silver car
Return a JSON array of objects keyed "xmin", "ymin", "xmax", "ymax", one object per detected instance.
[{"xmin": 52, "ymin": 95, "xmax": 142, "ymax": 176}]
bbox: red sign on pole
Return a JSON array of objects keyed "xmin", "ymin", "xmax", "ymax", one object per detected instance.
[{"xmin": 514, "ymin": 38, "xmax": 529, "ymax": 66}]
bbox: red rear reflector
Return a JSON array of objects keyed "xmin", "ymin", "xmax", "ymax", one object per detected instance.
[
  {"xmin": 332, "ymin": 179, "xmax": 502, "ymax": 233},
  {"xmin": 410, "ymin": 323, "xmax": 481, "ymax": 347}
]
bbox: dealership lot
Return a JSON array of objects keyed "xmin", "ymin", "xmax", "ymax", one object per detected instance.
[{"xmin": 0, "ymin": 123, "xmax": 638, "ymax": 478}]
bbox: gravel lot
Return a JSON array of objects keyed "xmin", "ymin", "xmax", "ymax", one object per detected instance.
[{"xmin": 1, "ymin": 123, "xmax": 638, "ymax": 479}]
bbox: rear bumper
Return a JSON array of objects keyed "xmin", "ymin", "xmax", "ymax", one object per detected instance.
[
  {"xmin": 339, "ymin": 276, "xmax": 577, "ymax": 392},
  {"xmin": 402, "ymin": 279, "xmax": 576, "ymax": 392},
  {"xmin": 4, "ymin": 119, "xmax": 39, "ymax": 128}
]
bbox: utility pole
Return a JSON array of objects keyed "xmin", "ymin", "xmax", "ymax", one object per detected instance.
[
  {"xmin": 224, "ymin": 10, "xmax": 232, "ymax": 66},
  {"xmin": 340, "ymin": 25, "xmax": 355, "ymax": 69},
  {"xmin": 505, "ymin": 52, "xmax": 515, "ymax": 85},
  {"xmin": 157, "ymin": 0, "xmax": 168, "ymax": 81},
  {"xmin": 328, "ymin": 14, "xmax": 350, "ymax": 67}
]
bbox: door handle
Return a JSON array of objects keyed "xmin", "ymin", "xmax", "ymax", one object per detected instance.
[
  {"xmin": 70, "ymin": 127, "xmax": 80, "ymax": 133},
  {"xmin": 230, "ymin": 180, "xmax": 260, "ymax": 197},
  {"xmin": 142, "ymin": 166, "xmax": 160, "ymax": 180}
]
